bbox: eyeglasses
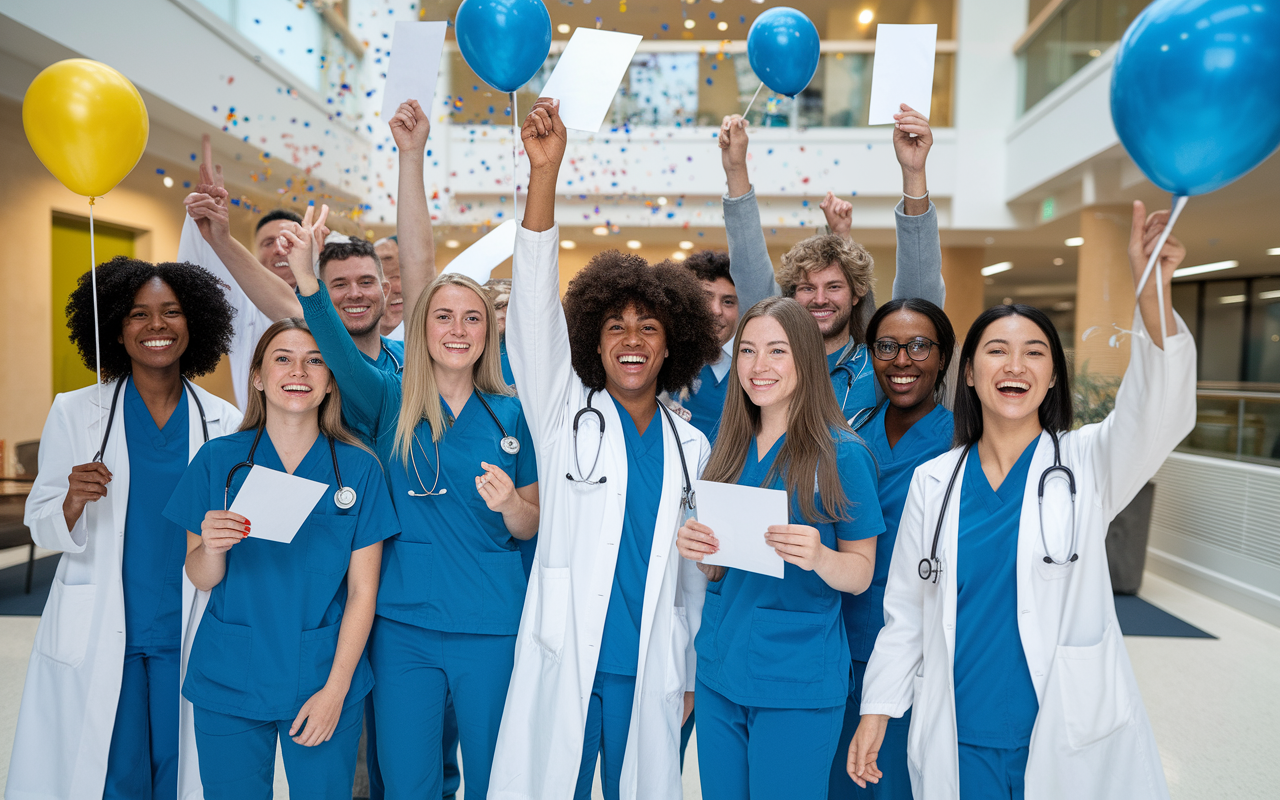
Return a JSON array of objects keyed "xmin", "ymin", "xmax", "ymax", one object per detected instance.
[{"xmin": 872, "ymin": 337, "xmax": 939, "ymax": 362}]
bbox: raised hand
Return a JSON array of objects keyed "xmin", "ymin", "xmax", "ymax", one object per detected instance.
[
  {"xmin": 820, "ymin": 191, "xmax": 853, "ymax": 239},
  {"xmin": 719, "ymin": 115, "xmax": 751, "ymax": 197},
  {"xmin": 199, "ymin": 510, "xmax": 250, "ymax": 554},
  {"xmin": 1128, "ymin": 200, "xmax": 1186, "ymax": 286},
  {"xmin": 389, "ymin": 99, "xmax": 431, "ymax": 157},
  {"xmin": 522, "ymin": 98, "xmax": 567, "ymax": 173},
  {"xmin": 184, "ymin": 134, "xmax": 232, "ymax": 242},
  {"xmin": 62, "ymin": 462, "xmax": 112, "ymax": 530},
  {"xmin": 892, "ymin": 104, "xmax": 933, "ymax": 177},
  {"xmin": 276, "ymin": 204, "xmax": 329, "ymax": 296}
]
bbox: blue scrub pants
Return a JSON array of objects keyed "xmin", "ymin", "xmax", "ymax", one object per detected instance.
[
  {"xmin": 192, "ymin": 699, "xmax": 363, "ymax": 800},
  {"xmin": 828, "ymin": 659, "xmax": 912, "ymax": 800},
  {"xmin": 574, "ymin": 671, "xmax": 637, "ymax": 800},
  {"xmin": 695, "ymin": 679, "xmax": 844, "ymax": 800},
  {"xmin": 105, "ymin": 644, "xmax": 180, "ymax": 800},
  {"xmin": 369, "ymin": 617, "xmax": 514, "ymax": 800},
  {"xmin": 365, "ymin": 694, "xmax": 460, "ymax": 800},
  {"xmin": 958, "ymin": 743, "xmax": 1027, "ymax": 799},
  {"xmin": 679, "ymin": 709, "xmax": 695, "ymax": 770}
]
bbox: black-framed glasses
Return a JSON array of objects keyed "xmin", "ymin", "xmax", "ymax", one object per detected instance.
[{"xmin": 872, "ymin": 337, "xmax": 939, "ymax": 362}]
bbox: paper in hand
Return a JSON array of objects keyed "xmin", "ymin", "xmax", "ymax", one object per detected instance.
[
  {"xmin": 537, "ymin": 28, "xmax": 642, "ymax": 132},
  {"xmin": 228, "ymin": 465, "xmax": 328, "ymax": 544},
  {"xmin": 442, "ymin": 220, "xmax": 518, "ymax": 285},
  {"xmin": 868, "ymin": 24, "xmax": 938, "ymax": 125},
  {"xmin": 381, "ymin": 21, "xmax": 448, "ymax": 122},
  {"xmin": 693, "ymin": 480, "xmax": 788, "ymax": 579}
]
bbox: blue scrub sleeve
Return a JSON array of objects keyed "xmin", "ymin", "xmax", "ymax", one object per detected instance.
[
  {"xmin": 512, "ymin": 408, "xmax": 538, "ymax": 488},
  {"xmin": 350, "ymin": 456, "xmax": 401, "ymax": 550},
  {"xmin": 833, "ymin": 436, "xmax": 886, "ymax": 542},
  {"xmin": 162, "ymin": 442, "xmax": 217, "ymax": 534},
  {"xmin": 297, "ymin": 287, "xmax": 398, "ymax": 437}
]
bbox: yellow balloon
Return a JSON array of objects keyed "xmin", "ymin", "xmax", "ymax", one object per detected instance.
[{"xmin": 22, "ymin": 59, "xmax": 149, "ymax": 198}]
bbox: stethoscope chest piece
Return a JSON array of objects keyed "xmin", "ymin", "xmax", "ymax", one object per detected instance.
[
  {"xmin": 334, "ymin": 486, "xmax": 357, "ymax": 509},
  {"xmin": 500, "ymin": 435, "xmax": 521, "ymax": 455},
  {"xmin": 918, "ymin": 558, "xmax": 939, "ymax": 582}
]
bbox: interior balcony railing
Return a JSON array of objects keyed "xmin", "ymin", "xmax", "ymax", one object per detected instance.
[{"xmin": 1181, "ymin": 383, "xmax": 1280, "ymax": 467}]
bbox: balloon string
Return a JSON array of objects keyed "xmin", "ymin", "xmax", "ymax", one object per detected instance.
[
  {"xmin": 743, "ymin": 83, "xmax": 764, "ymax": 118},
  {"xmin": 1134, "ymin": 194, "xmax": 1188, "ymax": 344},
  {"xmin": 88, "ymin": 196, "xmax": 103, "ymax": 447},
  {"xmin": 511, "ymin": 91, "xmax": 519, "ymax": 222}
]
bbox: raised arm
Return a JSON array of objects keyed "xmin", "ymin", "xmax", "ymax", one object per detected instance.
[
  {"xmin": 719, "ymin": 115, "xmax": 781, "ymax": 311},
  {"xmin": 508, "ymin": 98, "xmax": 575, "ymax": 443},
  {"xmin": 889, "ymin": 105, "xmax": 944, "ymax": 308},
  {"xmin": 389, "ymin": 100, "xmax": 436, "ymax": 321},
  {"xmin": 184, "ymin": 137, "xmax": 303, "ymax": 320}
]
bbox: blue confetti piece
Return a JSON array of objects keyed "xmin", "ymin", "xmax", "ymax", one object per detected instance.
[{"xmin": 189, "ymin": 153, "xmax": 197, "ymax": 161}]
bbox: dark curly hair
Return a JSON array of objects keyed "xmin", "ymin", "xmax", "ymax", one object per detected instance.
[
  {"xmin": 683, "ymin": 249, "xmax": 732, "ymax": 285},
  {"xmin": 563, "ymin": 250, "xmax": 720, "ymax": 393},
  {"xmin": 65, "ymin": 256, "xmax": 235, "ymax": 381}
]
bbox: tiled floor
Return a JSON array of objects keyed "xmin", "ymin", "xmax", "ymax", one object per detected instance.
[{"xmin": 0, "ymin": 551, "xmax": 1274, "ymax": 798}]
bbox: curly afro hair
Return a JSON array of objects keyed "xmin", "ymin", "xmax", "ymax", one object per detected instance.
[
  {"xmin": 683, "ymin": 249, "xmax": 732, "ymax": 285},
  {"xmin": 563, "ymin": 250, "xmax": 721, "ymax": 393},
  {"xmin": 65, "ymin": 256, "xmax": 235, "ymax": 382}
]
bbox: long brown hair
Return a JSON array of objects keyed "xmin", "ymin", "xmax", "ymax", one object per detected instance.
[
  {"xmin": 239, "ymin": 318, "xmax": 369, "ymax": 454},
  {"xmin": 394, "ymin": 273, "xmax": 512, "ymax": 463},
  {"xmin": 704, "ymin": 297, "xmax": 853, "ymax": 523}
]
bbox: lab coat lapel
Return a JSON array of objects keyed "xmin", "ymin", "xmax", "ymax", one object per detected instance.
[
  {"xmin": 634, "ymin": 415, "xmax": 688, "ymax": 680},
  {"xmin": 924, "ymin": 446, "xmax": 967, "ymax": 657},
  {"xmin": 88, "ymin": 380, "xmax": 132, "ymax": 567}
]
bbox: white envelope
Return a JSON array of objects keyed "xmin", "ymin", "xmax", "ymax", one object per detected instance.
[
  {"xmin": 381, "ymin": 21, "xmax": 448, "ymax": 122},
  {"xmin": 868, "ymin": 24, "xmax": 938, "ymax": 125},
  {"xmin": 442, "ymin": 220, "xmax": 518, "ymax": 285},
  {"xmin": 694, "ymin": 479, "xmax": 788, "ymax": 579},
  {"xmin": 228, "ymin": 465, "xmax": 329, "ymax": 544},
  {"xmin": 537, "ymin": 28, "xmax": 643, "ymax": 132}
]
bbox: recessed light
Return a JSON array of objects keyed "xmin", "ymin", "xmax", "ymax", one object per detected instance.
[
  {"xmin": 981, "ymin": 262, "xmax": 1013, "ymax": 277},
  {"xmin": 679, "ymin": 241, "xmax": 694, "ymax": 250},
  {"xmin": 1267, "ymin": 247, "xmax": 1280, "ymax": 256},
  {"xmin": 1173, "ymin": 260, "xmax": 1238, "ymax": 278},
  {"xmin": 627, "ymin": 240, "xmax": 642, "ymax": 249},
  {"xmin": 684, "ymin": 19, "xmax": 696, "ymax": 29},
  {"xmin": 672, "ymin": 251, "xmax": 687, "ymax": 261},
  {"xmin": 718, "ymin": 21, "xmax": 728, "ymax": 31},
  {"xmin": 1053, "ymin": 257, "xmax": 1065, "ymax": 266},
  {"xmin": 592, "ymin": 226, "xmax": 609, "ymax": 236},
  {"xmin": 445, "ymin": 240, "xmax": 460, "ymax": 249},
  {"xmin": 1258, "ymin": 289, "xmax": 1280, "ymax": 300},
  {"xmin": 162, "ymin": 176, "xmax": 174, "ymax": 188},
  {"xmin": 561, "ymin": 240, "xmax": 577, "ymax": 250},
  {"xmin": 657, "ymin": 196, "xmax": 668, "ymax": 206},
  {"xmin": 858, "ymin": 9, "xmax": 874, "ymax": 24},
  {"xmin": 1065, "ymin": 237, "xmax": 1085, "ymax": 247},
  {"xmin": 1217, "ymin": 294, "xmax": 1247, "ymax": 305},
  {"xmin": 557, "ymin": 23, "xmax": 570, "ymax": 34}
]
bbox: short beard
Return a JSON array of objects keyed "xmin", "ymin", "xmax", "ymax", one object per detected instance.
[
  {"xmin": 344, "ymin": 312, "xmax": 383, "ymax": 338},
  {"xmin": 811, "ymin": 303, "xmax": 852, "ymax": 343}
]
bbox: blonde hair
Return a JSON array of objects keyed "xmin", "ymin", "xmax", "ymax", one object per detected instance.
[
  {"xmin": 703, "ymin": 297, "xmax": 853, "ymax": 524},
  {"xmin": 394, "ymin": 273, "xmax": 512, "ymax": 462},
  {"xmin": 239, "ymin": 319, "xmax": 370, "ymax": 454},
  {"xmin": 777, "ymin": 234, "xmax": 876, "ymax": 344}
]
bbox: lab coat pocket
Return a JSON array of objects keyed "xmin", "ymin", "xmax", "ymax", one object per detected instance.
[
  {"xmin": 1052, "ymin": 623, "xmax": 1133, "ymax": 749},
  {"xmin": 532, "ymin": 564, "xmax": 571, "ymax": 659},
  {"xmin": 188, "ymin": 614, "xmax": 254, "ymax": 702},
  {"xmin": 33, "ymin": 578, "xmax": 95, "ymax": 667},
  {"xmin": 905, "ymin": 672, "xmax": 926, "ymax": 774},
  {"xmin": 666, "ymin": 607, "xmax": 691, "ymax": 698},
  {"xmin": 298, "ymin": 620, "xmax": 342, "ymax": 699},
  {"xmin": 747, "ymin": 608, "xmax": 825, "ymax": 684},
  {"xmin": 305, "ymin": 515, "xmax": 356, "ymax": 576}
]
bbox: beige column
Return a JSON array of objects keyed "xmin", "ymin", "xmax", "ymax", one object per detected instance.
[
  {"xmin": 1073, "ymin": 205, "xmax": 1135, "ymax": 379},
  {"xmin": 940, "ymin": 247, "xmax": 986, "ymax": 344}
]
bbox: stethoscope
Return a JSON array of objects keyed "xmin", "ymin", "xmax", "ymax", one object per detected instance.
[
  {"xmin": 93, "ymin": 375, "xmax": 209, "ymax": 463},
  {"xmin": 382, "ymin": 341, "xmax": 403, "ymax": 374},
  {"xmin": 225, "ymin": 425, "xmax": 356, "ymax": 510},
  {"xmin": 918, "ymin": 431, "xmax": 1078, "ymax": 584},
  {"xmin": 566, "ymin": 389, "xmax": 696, "ymax": 512},
  {"xmin": 405, "ymin": 392, "xmax": 520, "ymax": 498},
  {"xmin": 831, "ymin": 339, "xmax": 872, "ymax": 412}
]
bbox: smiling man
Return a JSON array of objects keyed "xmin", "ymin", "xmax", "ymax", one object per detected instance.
[{"xmin": 375, "ymin": 236, "xmax": 405, "ymax": 339}]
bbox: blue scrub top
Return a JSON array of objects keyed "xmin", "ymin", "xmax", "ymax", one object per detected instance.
[
  {"xmin": 953, "ymin": 440, "xmax": 1040, "ymax": 748},
  {"xmin": 696, "ymin": 430, "xmax": 885, "ymax": 709},
  {"xmin": 597, "ymin": 396, "xmax": 665, "ymax": 676},
  {"xmin": 844, "ymin": 403, "xmax": 954, "ymax": 662},
  {"xmin": 684, "ymin": 362, "xmax": 730, "ymax": 445},
  {"xmin": 829, "ymin": 343, "xmax": 877, "ymax": 422},
  {"xmin": 499, "ymin": 339, "xmax": 515, "ymax": 387},
  {"xmin": 378, "ymin": 393, "xmax": 537, "ymax": 635},
  {"xmin": 122, "ymin": 381, "xmax": 189, "ymax": 649},
  {"xmin": 298, "ymin": 288, "xmax": 538, "ymax": 634},
  {"xmin": 163, "ymin": 429, "xmax": 399, "ymax": 721}
]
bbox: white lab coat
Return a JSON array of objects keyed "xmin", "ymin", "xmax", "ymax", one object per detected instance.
[
  {"xmin": 6, "ymin": 379, "xmax": 242, "ymax": 800},
  {"xmin": 489, "ymin": 226, "xmax": 710, "ymax": 800},
  {"xmin": 861, "ymin": 310, "xmax": 1196, "ymax": 800}
]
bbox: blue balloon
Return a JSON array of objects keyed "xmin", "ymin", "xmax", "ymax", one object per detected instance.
[
  {"xmin": 455, "ymin": 0, "xmax": 552, "ymax": 94},
  {"xmin": 1111, "ymin": 0, "xmax": 1280, "ymax": 196},
  {"xmin": 747, "ymin": 7, "xmax": 820, "ymax": 98}
]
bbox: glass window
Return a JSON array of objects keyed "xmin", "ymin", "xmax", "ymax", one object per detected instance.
[
  {"xmin": 1020, "ymin": 0, "xmax": 1151, "ymax": 112},
  {"xmin": 1248, "ymin": 278, "xmax": 1280, "ymax": 383},
  {"xmin": 1201, "ymin": 280, "xmax": 1247, "ymax": 381}
]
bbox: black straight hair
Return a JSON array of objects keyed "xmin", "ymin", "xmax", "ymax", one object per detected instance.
[
  {"xmin": 953, "ymin": 303, "xmax": 1073, "ymax": 447},
  {"xmin": 865, "ymin": 298, "xmax": 956, "ymax": 400},
  {"xmin": 255, "ymin": 208, "xmax": 303, "ymax": 233}
]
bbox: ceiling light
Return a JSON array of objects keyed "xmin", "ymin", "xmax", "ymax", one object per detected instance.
[
  {"xmin": 858, "ymin": 9, "xmax": 874, "ymax": 24},
  {"xmin": 679, "ymin": 241, "xmax": 694, "ymax": 250},
  {"xmin": 672, "ymin": 251, "xmax": 688, "ymax": 261},
  {"xmin": 445, "ymin": 239, "xmax": 460, "ymax": 249},
  {"xmin": 684, "ymin": 19, "xmax": 696, "ymax": 29},
  {"xmin": 1052, "ymin": 257, "xmax": 1065, "ymax": 266},
  {"xmin": 557, "ymin": 23, "xmax": 570, "ymax": 34},
  {"xmin": 1267, "ymin": 247, "xmax": 1280, "ymax": 256},
  {"xmin": 981, "ymin": 261, "xmax": 1013, "ymax": 277},
  {"xmin": 1173, "ymin": 259, "xmax": 1238, "ymax": 278},
  {"xmin": 1088, "ymin": 49, "xmax": 1102, "ymax": 57},
  {"xmin": 561, "ymin": 240, "xmax": 577, "ymax": 250},
  {"xmin": 718, "ymin": 21, "xmax": 728, "ymax": 30},
  {"xmin": 627, "ymin": 240, "xmax": 642, "ymax": 249},
  {"xmin": 162, "ymin": 176, "xmax": 174, "ymax": 188},
  {"xmin": 1217, "ymin": 294, "xmax": 1247, "ymax": 305},
  {"xmin": 592, "ymin": 226, "xmax": 609, "ymax": 236},
  {"xmin": 1257, "ymin": 289, "xmax": 1280, "ymax": 300},
  {"xmin": 657, "ymin": 196, "xmax": 668, "ymax": 206},
  {"xmin": 1065, "ymin": 237, "xmax": 1084, "ymax": 247}
]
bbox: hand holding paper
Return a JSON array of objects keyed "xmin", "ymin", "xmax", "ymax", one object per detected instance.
[
  {"xmin": 228, "ymin": 464, "xmax": 328, "ymax": 544},
  {"xmin": 690, "ymin": 480, "xmax": 787, "ymax": 579}
]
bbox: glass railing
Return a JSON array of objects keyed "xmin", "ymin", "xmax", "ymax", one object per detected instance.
[
  {"xmin": 1018, "ymin": 0, "xmax": 1150, "ymax": 113},
  {"xmin": 447, "ymin": 43, "xmax": 955, "ymax": 130},
  {"xmin": 1178, "ymin": 383, "xmax": 1280, "ymax": 467}
]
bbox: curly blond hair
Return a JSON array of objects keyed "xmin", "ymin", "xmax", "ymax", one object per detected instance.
[{"xmin": 776, "ymin": 233, "xmax": 876, "ymax": 342}]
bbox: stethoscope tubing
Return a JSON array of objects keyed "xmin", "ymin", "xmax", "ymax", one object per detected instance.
[
  {"xmin": 407, "ymin": 390, "xmax": 520, "ymax": 497},
  {"xmin": 224, "ymin": 424, "xmax": 354, "ymax": 511},
  {"xmin": 93, "ymin": 374, "xmax": 210, "ymax": 463}
]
